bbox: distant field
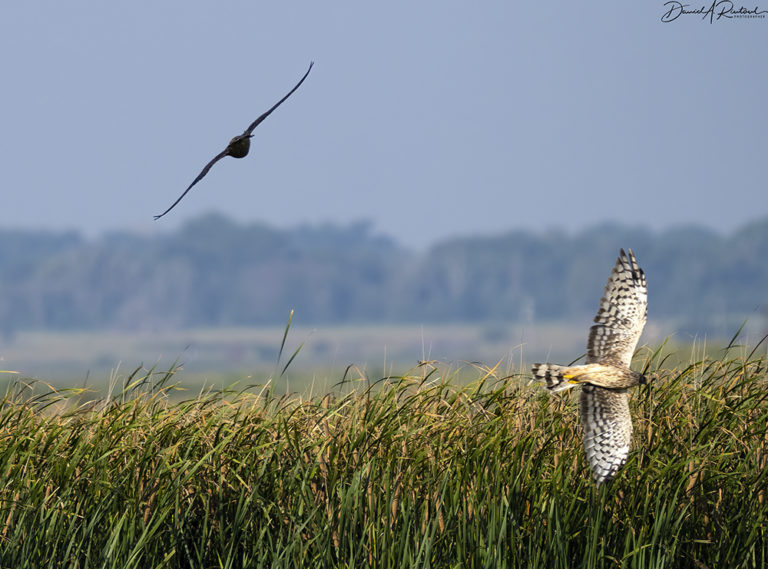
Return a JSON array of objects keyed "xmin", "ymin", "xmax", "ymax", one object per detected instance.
[{"xmin": 0, "ymin": 320, "xmax": 728, "ymax": 393}]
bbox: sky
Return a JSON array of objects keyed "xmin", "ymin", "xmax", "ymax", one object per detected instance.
[{"xmin": 1, "ymin": 1, "xmax": 766, "ymax": 249}]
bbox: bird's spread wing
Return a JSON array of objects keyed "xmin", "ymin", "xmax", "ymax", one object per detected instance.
[
  {"xmin": 154, "ymin": 62, "xmax": 313, "ymax": 220},
  {"xmin": 580, "ymin": 385, "xmax": 632, "ymax": 484},
  {"xmin": 154, "ymin": 148, "xmax": 230, "ymax": 220},
  {"xmin": 243, "ymin": 61, "xmax": 314, "ymax": 136},
  {"xmin": 586, "ymin": 248, "xmax": 647, "ymax": 367}
]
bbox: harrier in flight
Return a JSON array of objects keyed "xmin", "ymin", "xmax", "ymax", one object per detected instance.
[
  {"xmin": 532, "ymin": 248, "xmax": 649, "ymax": 484},
  {"xmin": 154, "ymin": 62, "xmax": 314, "ymax": 220}
]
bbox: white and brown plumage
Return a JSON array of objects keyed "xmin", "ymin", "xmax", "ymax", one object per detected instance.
[
  {"xmin": 154, "ymin": 62, "xmax": 314, "ymax": 220},
  {"xmin": 532, "ymin": 248, "xmax": 649, "ymax": 484}
]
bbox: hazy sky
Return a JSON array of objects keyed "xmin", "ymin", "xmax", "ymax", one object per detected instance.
[{"xmin": 2, "ymin": 2, "xmax": 766, "ymax": 248}]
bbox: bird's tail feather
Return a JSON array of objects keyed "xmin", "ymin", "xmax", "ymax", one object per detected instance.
[{"xmin": 532, "ymin": 363, "xmax": 578, "ymax": 392}]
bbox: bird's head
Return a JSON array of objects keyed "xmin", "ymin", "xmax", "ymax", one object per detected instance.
[
  {"xmin": 627, "ymin": 369, "xmax": 649, "ymax": 386},
  {"xmin": 636, "ymin": 371, "xmax": 651, "ymax": 385},
  {"xmin": 227, "ymin": 134, "xmax": 252, "ymax": 159}
]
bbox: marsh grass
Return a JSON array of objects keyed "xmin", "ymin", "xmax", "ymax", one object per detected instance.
[{"xmin": 0, "ymin": 337, "xmax": 766, "ymax": 568}]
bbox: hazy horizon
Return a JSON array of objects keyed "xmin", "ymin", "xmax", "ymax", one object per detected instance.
[{"xmin": 6, "ymin": 210, "xmax": 768, "ymax": 253}]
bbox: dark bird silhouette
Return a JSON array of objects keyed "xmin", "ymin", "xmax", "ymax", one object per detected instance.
[{"xmin": 154, "ymin": 62, "xmax": 314, "ymax": 220}]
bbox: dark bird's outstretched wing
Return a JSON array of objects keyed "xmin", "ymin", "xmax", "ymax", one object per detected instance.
[
  {"xmin": 154, "ymin": 148, "xmax": 231, "ymax": 220},
  {"xmin": 243, "ymin": 61, "xmax": 314, "ymax": 136},
  {"xmin": 154, "ymin": 62, "xmax": 314, "ymax": 220}
]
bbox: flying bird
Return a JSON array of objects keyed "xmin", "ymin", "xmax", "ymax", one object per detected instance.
[
  {"xmin": 532, "ymin": 248, "xmax": 649, "ymax": 485},
  {"xmin": 154, "ymin": 62, "xmax": 314, "ymax": 220}
]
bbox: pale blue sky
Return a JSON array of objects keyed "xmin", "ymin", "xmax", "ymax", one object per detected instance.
[{"xmin": 2, "ymin": 2, "xmax": 766, "ymax": 248}]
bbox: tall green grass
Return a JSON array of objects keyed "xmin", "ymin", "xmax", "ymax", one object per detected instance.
[{"xmin": 0, "ymin": 339, "xmax": 766, "ymax": 568}]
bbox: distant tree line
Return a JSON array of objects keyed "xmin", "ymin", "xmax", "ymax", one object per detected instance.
[{"xmin": 0, "ymin": 213, "xmax": 766, "ymax": 336}]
